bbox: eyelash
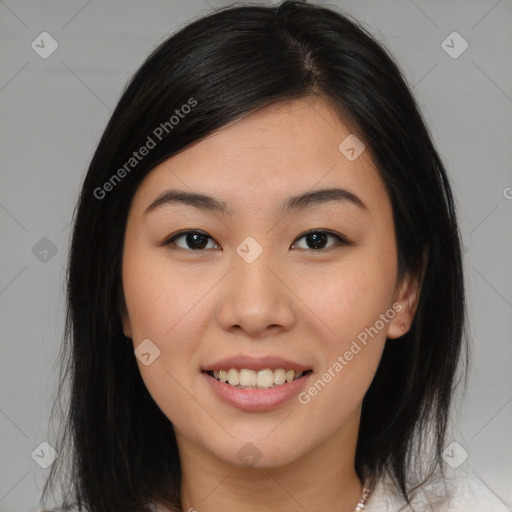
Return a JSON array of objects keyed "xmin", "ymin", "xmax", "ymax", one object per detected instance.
[{"xmin": 162, "ymin": 229, "xmax": 352, "ymax": 252}]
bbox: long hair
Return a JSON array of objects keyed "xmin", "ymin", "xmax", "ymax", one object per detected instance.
[{"xmin": 42, "ymin": 1, "xmax": 466, "ymax": 510}]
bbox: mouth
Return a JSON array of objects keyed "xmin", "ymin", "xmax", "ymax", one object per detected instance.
[
  {"xmin": 201, "ymin": 355, "xmax": 313, "ymax": 411},
  {"xmin": 204, "ymin": 368, "xmax": 313, "ymax": 390}
]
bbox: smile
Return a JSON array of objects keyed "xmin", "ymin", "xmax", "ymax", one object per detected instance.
[
  {"xmin": 207, "ymin": 368, "xmax": 311, "ymax": 389},
  {"xmin": 202, "ymin": 369, "xmax": 312, "ymax": 412}
]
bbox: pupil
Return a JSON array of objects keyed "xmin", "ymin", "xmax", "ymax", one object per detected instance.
[
  {"xmin": 187, "ymin": 233, "xmax": 208, "ymax": 250},
  {"xmin": 308, "ymin": 232, "xmax": 327, "ymax": 249}
]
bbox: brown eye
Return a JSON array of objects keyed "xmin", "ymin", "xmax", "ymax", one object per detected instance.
[
  {"xmin": 291, "ymin": 230, "xmax": 351, "ymax": 250},
  {"xmin": 165, "ymin": 230, "xmax": 220, "ymax": 251}
]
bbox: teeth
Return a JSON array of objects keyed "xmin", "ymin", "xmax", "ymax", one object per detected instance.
[
  {"xmin": 209, "ymin": 368, "xmax": 307, "ymax": 389},
  {"xmin": 227, "ymin": 368, "xmax": 240, "ymax": 386},
  {"xmin": 257, "ymin": 369, "xmax": 274, "ymax": 388},
  {"xmin": 273, "ymin": 369, "xmax": 286, "ymax": 385},
  {"xmin": 239, "ymin": 369, "xmax": 257, "ymax": 386}
]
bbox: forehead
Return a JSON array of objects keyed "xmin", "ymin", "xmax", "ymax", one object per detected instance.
[{"xmin": 131, "ymin": 98, "xmax": 387, "ymax": 214}]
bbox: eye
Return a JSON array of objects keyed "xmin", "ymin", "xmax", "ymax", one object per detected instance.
[
  {"xmin": 163, "ymin": 229, "xmax": 351, "ymax": 252},
  {"xmin": 164, "ymin": 230, "xmax": 220, "ymax": 251},
  {"xmin": 291, "ymin": 230, "xmax": 351, "ymax": 250}
]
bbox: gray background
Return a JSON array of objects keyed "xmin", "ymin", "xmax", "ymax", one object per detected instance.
[{"xmin": 1, "ymin": 1, "xmax": 511, "ymax": 510}]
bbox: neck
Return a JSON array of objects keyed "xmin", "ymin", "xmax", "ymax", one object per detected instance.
[{"xmin": 176, "ymin": 420, "xmax": 363, "ymax": 512}]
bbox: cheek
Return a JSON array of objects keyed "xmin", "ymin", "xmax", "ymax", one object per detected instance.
[
  {"xmin": 122, "ymin": 243, "xmax": 204, "ymax": 385},
  {"xmin": 123, "ymin": 241, "xmax": 200, "ymax": 341},
  {"xmin": 295, "ymin": 241, "xmax": 397, "ymax": 407},
  {"xmin": 302, "ymin": 249, "xmax": 397, "ymax": 341},
  {"xmin": 295, "ymin": 275, "xmax": 393, "ymax": 429},
  {"xmin": 122, "ymin": 248, "xmax": 208, "ymax": 427}
]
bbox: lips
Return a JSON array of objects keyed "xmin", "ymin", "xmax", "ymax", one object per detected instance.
[{"xmin": 201, "ymin": 355, "xmax": 313, "ymax": 411}]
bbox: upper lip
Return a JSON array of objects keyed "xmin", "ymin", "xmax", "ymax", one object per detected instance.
[{"xmin": 202, "ymin": 355, "xmax": 311, "ymax": 372}]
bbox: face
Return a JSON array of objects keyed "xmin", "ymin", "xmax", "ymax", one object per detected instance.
[{"xmin": 120, "ymin": 97, "xmax": 417, "ymax": 470}]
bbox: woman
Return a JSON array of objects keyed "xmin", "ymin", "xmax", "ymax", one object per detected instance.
[{"xmin": 42, "ymin": 1, "xmax": 496, "ymax": 510}]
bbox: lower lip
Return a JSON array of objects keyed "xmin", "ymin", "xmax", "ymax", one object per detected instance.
[{"xmin": 202, "ymin": 372, "xmax": 311, "ymax": 412}]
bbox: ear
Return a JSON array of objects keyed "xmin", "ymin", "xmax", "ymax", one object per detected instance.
[
  {"xmin": 117, "ymin": 284, "xmax": 133, "ymax": 339},
  {"xmin": 387, "ymin": 259, "xmax": 426, "ymax": 339}
]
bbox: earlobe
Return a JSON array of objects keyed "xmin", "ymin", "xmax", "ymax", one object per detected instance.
[
  {"xmin": 387, "ymin": 267, "xmax": 423, "ymax": 339},
  {"xmin": 387, "ymin": 315, "xmax": 408, "ymax": 339}
]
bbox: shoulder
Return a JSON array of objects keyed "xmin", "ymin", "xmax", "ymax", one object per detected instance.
[
  {"xmin": 364, "ymin": 471, "xmax": 510, "ymax": 512},
  {"xmin": 440, "ymin": 474, "xmax": 510, "ymax": 512}
]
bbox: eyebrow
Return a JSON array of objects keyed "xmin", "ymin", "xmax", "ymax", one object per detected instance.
[{"xmin": 144, "ymin": 187, "xmax": 367, "ymax": 217}]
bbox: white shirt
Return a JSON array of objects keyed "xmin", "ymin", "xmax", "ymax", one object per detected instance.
[
  {"xmin": 146, "ymin": 470, "xmax": 510, "ymax": 512},
  {"xmin": 364, "ymin": 472, "xmax": 511, "ymax": 511}
]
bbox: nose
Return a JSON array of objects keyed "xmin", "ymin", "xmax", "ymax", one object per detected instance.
[{"xmin": 215, "ymin": 247, "xmax": 296, "ymax": 339}]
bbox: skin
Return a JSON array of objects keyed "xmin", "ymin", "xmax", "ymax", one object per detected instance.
[{"xmin": 120, "ymin": 97, "xmax": 421, "ymax": 512}]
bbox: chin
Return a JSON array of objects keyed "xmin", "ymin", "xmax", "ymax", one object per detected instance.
[{"xmin": 202, "ymin": 430, "xmax": 310, "ymax": 470}]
